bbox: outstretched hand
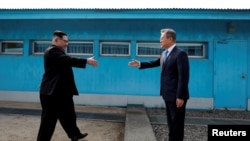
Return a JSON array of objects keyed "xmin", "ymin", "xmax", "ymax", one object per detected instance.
[
  {"xmin": 128, "ymin": 59, "xmax": 140, "ymax": 67},
  {"xmin": 87, "ymin": 56, "xmax": 98, "ymax": 66}
]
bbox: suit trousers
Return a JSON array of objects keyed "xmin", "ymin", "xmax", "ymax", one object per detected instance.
[
  {"xmin": 164, "ymin": 100, "xmax": 187, "ymax": 141},
  {"xmin": 37, "ymin": 95, "xmax": 81, "ymax": 141}
]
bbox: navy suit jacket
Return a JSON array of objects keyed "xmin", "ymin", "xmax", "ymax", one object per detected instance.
[
  {"xmin": 140, "ymin": 46, "xmax": 189, "ymax": 102},
  {"xmin": 40, "ymin": 45, "xmax": 87, "ymax": 96}
]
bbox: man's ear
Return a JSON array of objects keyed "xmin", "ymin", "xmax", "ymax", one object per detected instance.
[{"xmin": 169, "ymin": 37, "xmax": 174, "ymax": 42}]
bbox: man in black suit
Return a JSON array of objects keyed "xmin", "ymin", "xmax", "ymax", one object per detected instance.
[
  {"xmin": 37, "ymin": 30, "xmax": 98, "ymax": 141},
  {"xmin": 129, "ymin": 28, "xmax": 189, "ymax": 141}
]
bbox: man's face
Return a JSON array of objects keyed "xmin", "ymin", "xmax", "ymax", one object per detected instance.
[
  {"xmin": 57, "ymin": 35, "xmax": 69, "ymax": 50},
  {"xmin": 160, "ymin": 32, "xmax": 171, "ymax": 49}
]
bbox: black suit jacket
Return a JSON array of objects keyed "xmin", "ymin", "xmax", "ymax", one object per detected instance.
[
  {"xmin": 40, "ymin": 45, "xmax": 87, "ymax": 96},
  {"xmin": 140, "ymin": 46, "xmax": 189, "ymax": 102}
]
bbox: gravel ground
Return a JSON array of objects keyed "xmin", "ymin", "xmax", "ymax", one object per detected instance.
[{"xmin": 146, "ymin": 108, "xmax": 250, "ymax": 141}]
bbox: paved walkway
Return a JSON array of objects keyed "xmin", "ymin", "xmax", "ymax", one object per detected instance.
[{"xmin": 124, "ymin": 104, "xmax": 157, "ymax": 141}]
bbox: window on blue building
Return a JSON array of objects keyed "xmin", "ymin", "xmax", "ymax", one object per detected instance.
[
  {"xmin": 67, "ymin": 41, "xmax": 93, "ymax": 56},
  {"xmin": 100, "ymin": 42, "xmax": 130, "ymax": 56},
  {"xmin": 32, "ymin": 41, "xmax": 94, "ymax": 56},
  {"xmin": 178, "ymin": 43, "xmax": 205, "ymax": 58},
  {"xmin": 137, "ymin": 43, "xmax": 163, "ymax": 57},
  {"xmin": 137, "ymin": 42, "xmax": 206, "ymax": 58},
  {"xmin": 33, "ymin": 41, "xmax": 50, "ymax": 54},
  {"xmin": 0, "ymin": 41, "xmax": 23, "ymax": 54}
]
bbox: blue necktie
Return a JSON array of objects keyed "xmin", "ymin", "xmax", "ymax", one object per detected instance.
[{"xmin": 163, "ymin": 50, "xmax": 169, "ymax": 64}]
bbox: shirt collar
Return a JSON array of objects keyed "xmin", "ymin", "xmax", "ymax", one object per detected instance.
[{"xmin": 166, "ymin": 43, "xmax": 176, "ymax": 53}]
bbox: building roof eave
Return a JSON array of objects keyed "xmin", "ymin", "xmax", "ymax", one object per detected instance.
[{"xmin": 0, "ymin": 9, "xmax": 250, "ymax": 20}]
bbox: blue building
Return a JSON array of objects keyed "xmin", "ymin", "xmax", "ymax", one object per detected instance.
[{"xmin": 0, "ymin": 8, "xmax": 250, "ymax": 110}]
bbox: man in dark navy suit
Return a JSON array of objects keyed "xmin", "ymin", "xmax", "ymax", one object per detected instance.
[
  {"xmin": 37, "ymin": 30, "xmax": 98, "ymax": 141},
  {"xmin": 129, "ymin": 28, "xmax": 189, "ymax": 141}
]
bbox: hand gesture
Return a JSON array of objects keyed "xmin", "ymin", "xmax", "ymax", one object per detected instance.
[
  {"xmin": 128, "ymin": 59, "xmax": 140, "ymax": 67},
  {"xmin": 176, "ymin": 98, "xmax": 184, "ymax": 108},
  {"xmin": 87, "ymin": 56, "xmax": 98, "ymax": 66}
]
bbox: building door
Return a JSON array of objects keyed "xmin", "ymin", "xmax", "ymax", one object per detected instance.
[{"xmin": 214, "ymin": 40, "xmax": 247, "ymax": 109}]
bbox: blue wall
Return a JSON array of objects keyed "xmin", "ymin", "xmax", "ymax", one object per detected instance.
[{"xmin": 0, "ymin": 19, "xmax": 250, "ymax": 100}]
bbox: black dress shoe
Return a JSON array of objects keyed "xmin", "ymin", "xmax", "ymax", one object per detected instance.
[{"xmin": 71, "ymin": 133, "xmax": 88, "ymax": 141}]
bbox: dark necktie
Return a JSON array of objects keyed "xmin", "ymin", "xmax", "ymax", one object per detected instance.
[{"xmin": 163, "ymin": 50, "xmax": 169, "ymax": 64}]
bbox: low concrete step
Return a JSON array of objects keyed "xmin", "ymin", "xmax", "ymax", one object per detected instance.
[{"xmin": 124, "ymin": 104, "xmax": 157, "ymax": 141}]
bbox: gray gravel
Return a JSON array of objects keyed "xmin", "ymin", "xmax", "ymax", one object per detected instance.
[{"xmin": 146, "ymin": 108, "xmax": 250, "ymax": 141}]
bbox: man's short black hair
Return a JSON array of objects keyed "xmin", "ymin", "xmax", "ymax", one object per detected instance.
[{"xmin": 53, "ymin": 30, "xmax": 67, "ymax": 38}]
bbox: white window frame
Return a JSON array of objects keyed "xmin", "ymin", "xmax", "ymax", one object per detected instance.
[
  {"xmin": 177, "ymin": 43, "xmax": 206, "ymax": 58},
  {"xmin": 100, "ymin": 42, "xmax": 130, "ymax": 57},
  {"xmin": 32, "ymin": 41, "xmax": 51, "ymax": 55},
  {"xmin": 0, "ymin": 41, "xmax": 23, "ymax": 55},
  {"xmin": 32, "ymin": 41, "xmax": 94, "ymax": 56},
  {"xmin": 66, "ymin": 41, "xmax": 94, "ymax": 56},
  {"xmin": 137, "ymin": 42, "xmax": 163, "ymax": 57},
  {"xmin": 136, "ymin": 42, "xmax": 206, "ymax": 58}
]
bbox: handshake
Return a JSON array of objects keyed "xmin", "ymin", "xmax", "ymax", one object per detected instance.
[{"xmin": 86, "ymin": 57, "xmax": 140, "ymax": 67}]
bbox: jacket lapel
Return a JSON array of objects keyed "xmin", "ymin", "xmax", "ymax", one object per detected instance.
[
  {"xmin": 160, "ymin": 51, "xmax": 164, "ymax": 69},
  {"xmin": 161, "ymin": 46, "xmax": 177, "ymax": 72}
]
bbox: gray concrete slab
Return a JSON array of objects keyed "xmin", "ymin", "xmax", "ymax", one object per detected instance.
[{"xmin": 124, "ymin": 104, "xmax": 157, "ymax": 141}]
